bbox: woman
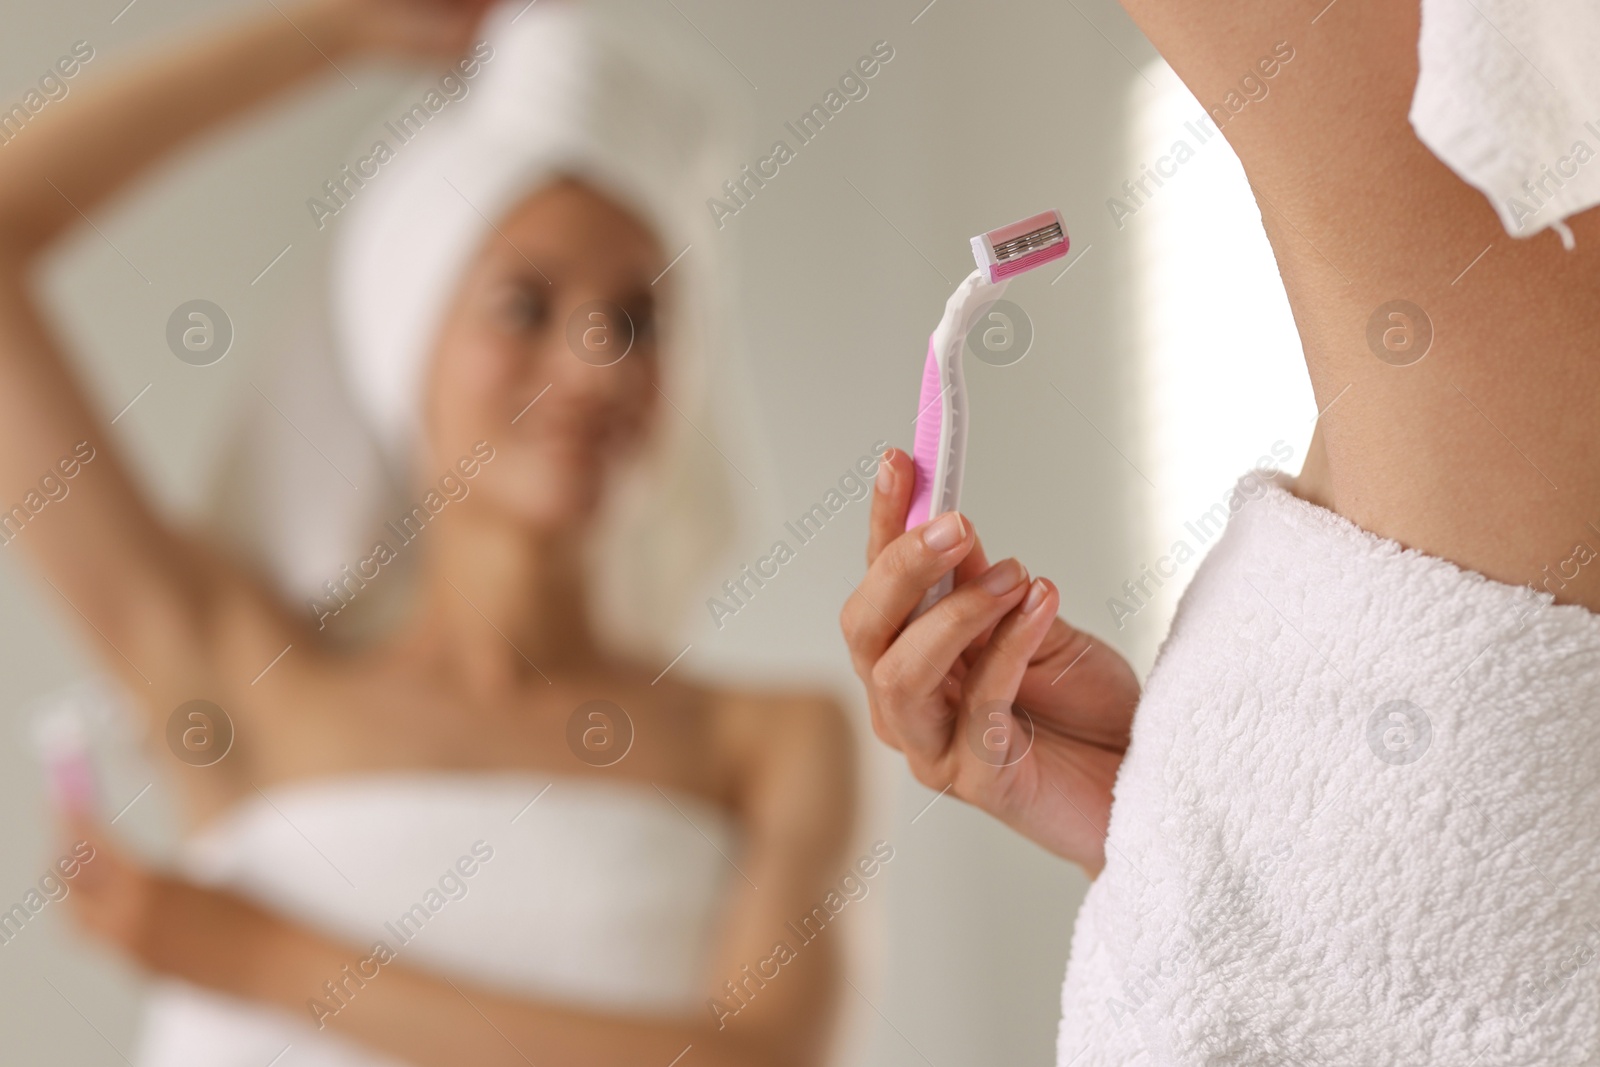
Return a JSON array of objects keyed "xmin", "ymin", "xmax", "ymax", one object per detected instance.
[
  {"xmin": 843, "ymin": 2, "xmax": 1600, "ymax": 1064},
  {"xmin": 0, "ymin": 2, "xmax": 854, "ymax": 1065}
]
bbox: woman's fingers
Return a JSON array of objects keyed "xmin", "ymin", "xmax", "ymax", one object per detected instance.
[
  {"xmin": 851, "ymin": 447, "xmax": 1037, "ymax": 773},
  {"xmin": 859, "ymin": 446, "xmax": 992, "ymax": 639},
  {"xmin": 867, "ymin": 448, "xmax": 913, "ymax": 565},
  {"xmin": 959, "ymin": 578, "xmax": 1060, "ymax": 755},
  {"xmin": 867, "ymin": 448, "xmax": 994, "ymax": 571},
  {"xmin": 842, "ymin": 510, "xmax": 975, "ymax": 677},
  {"xmin": 61, "ymin": 813, "xmax": 105, "ymax": 880},
  {"xmin": 58, "ymin": 814, "xmax": 162, "ymax": 959},
  {"xmin": 866, "ymin": 558, "xmax": 1032, "ymax": 761},
  {"xmin": 951, "ymin": 532, "xmax": 992, "ymax": 587}
]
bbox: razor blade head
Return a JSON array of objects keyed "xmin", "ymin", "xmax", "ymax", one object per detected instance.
[{"xmin": 971, "ymin": 209, "xmax": 1069, "ymax": 283}]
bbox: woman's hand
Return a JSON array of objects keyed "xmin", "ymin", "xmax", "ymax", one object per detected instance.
[
  {"xmin": 61, "ymin": 815, "xmax": 261, "ymax": 983},
  {"xmin": 840, "ymin": 449, "xmax": 1141, "ymax": 876},
  {"xmin": 60, "ymin": 815, "xmax": 164, "ymax": 966},
  {"xmin": 310, "ymin": 0, "xmax": 500, "ymax": 60}
]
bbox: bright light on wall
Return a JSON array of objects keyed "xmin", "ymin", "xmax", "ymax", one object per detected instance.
[{"xmin": 1119, "ymin": 59, "xmax": 1317, "ymax": 630}]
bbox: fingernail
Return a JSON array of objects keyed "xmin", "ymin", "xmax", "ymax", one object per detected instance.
[
  {"xmin": 876, "ymin": 453, "xmax": 895, "ymax": 492},
  {"xmin": 1022, "ymin": 579, "xmax": 1048, "ymax": 614},
  {"xmin": 922, "ymin": 512, "xmax": 964, "ymax": 551},
  {"xmin": 980, "ymin": 559, "xmax": 1028, "ymax": 595}
]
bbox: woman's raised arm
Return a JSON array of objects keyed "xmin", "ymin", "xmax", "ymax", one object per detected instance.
[{"xmin": 0, "ymin": 1, "xmax": 490, "ymax": 704}]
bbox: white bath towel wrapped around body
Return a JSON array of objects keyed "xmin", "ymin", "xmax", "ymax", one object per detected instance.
[
  {"xmin": 1056, "ymin": 473, "xmax": 1600, "ymax": 1066},
  {"xmin": 135, "ymin": 774, "xmax": 738, "ymax": 1066}
]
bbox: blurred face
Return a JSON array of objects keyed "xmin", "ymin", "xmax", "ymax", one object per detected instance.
[{"xmin": 424, "ymin": 178, "xmax": 666, "ymax": 529}]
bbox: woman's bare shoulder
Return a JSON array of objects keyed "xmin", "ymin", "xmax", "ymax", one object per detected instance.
[
  {"xmin": 708, "ymin": 683, "xmax": 856, "ymax": 757},
  {"xmin": 702, "ymin": 684, "xmax": 857, "ymax": 857}
]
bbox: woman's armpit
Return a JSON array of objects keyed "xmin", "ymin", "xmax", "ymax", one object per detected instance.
[{"xmin": 1119, "ymin": 0, "xmax": 1600, "ymax": 610}]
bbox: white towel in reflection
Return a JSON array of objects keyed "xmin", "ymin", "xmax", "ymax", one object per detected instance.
[{"xmin": 134, "ymin": 773, "xmax": 738, "ymax": 1067}]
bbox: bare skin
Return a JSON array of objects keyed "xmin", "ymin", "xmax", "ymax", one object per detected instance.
[
  {"xmin": 843, "ymin": 0, "xmax": 1600, "ymax": 876},
  {"xmin": 0, "ymin": 3, "xmax": 853, "ymax": 1066},
  {"xmin": 1132, "ymin": 0, "xmax": 1600, "ymax": 603}
]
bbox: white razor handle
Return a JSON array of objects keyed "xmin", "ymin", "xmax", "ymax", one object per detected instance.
[
  {"xmin": 901, "ymin": 209, "xmax": 1068, "ymax": 622},
  {"xmin": 32, "ymin": 705, "xmax": 99, "ymax": 815},
  {"xmin": 907, "ymin": 269, "xmax": 1009, "ymax": 620}
]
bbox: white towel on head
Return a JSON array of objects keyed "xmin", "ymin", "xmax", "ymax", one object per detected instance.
[
  {"xmin": 333, "ymin": 0, "xmax": 721, "ymax": 464},
  {"xmin": 1411, "ymin": 0, "xmax": 1600, "ymax": 248},
  {"xmin": 1056, "ymin": 472, "xmax": 1600, "ymax": 1066},
  {"xmin": 203, "ymin": 0, "xmax": 768, "ymax": 658}
]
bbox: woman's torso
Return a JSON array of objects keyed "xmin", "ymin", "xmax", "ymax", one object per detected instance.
[
  {"xmin": 129, "ymin": 635, "xmax": 767, "ymax": 1064},
  {"xmin": 167, "ymin": 638, "xmax": 745, "ymax": 835},
  {"xmin": 1057, "ymin": 474, "xmax": 1600, "ymax": 1066}
]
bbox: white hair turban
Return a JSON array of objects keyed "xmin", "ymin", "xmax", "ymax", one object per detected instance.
[
  {"xmin": 208, "ymin": 0, "xmax": 758, "ymax": 655},
  {"xmin": 333, "ymin": 0, "xmax": 721, "ymax": 459}
]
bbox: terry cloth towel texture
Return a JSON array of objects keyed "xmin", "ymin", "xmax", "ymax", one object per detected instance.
[
  {"xmin": 1057, "ymin": 471, "xmax": 1600, "ymax": 1066},
  {"xmin": 1411, "ymin": 0, "xmax": 1600, "ymax": 248}
]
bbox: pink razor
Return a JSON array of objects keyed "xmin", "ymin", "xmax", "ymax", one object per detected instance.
[
  {"xmin": 33, "ymin": 706, "xmax": 99, "ymax": 816},
  {"xmin": 905, "ymin": 210, "xmax": 1068, "ymax": 618}
]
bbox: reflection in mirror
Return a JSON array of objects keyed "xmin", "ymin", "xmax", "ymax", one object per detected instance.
[{"xmin": 0, "ymin": 3, "xmax": 858, "ymax": 1065}]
